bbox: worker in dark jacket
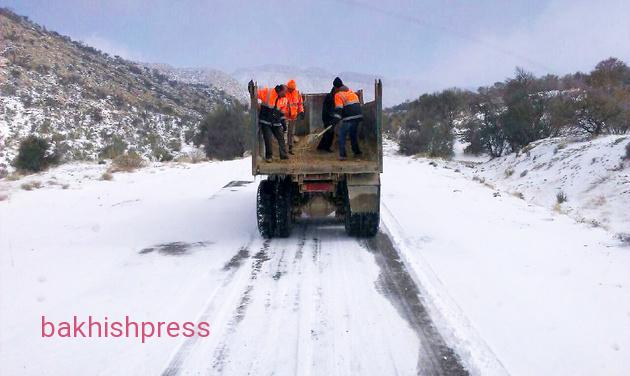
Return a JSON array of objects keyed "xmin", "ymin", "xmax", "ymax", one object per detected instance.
[
  {"xmin": 257, "ymin": 84, "xmax": 289, "ymax": 162},
  {"xmin": 332, "ymin": 77, "xmax": 362, "ymax": 160},
  {"xmin": 317, "ymin": 86, "xmax": 338, "ymax": 152}
]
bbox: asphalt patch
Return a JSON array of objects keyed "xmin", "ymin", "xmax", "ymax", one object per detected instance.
[
  {"xmin": 139, "ymin": 241, "xmax": 212, "ymax": 256},
  {"xmin": 223, "ymin": 180, "xmax": 253, "ymax": 188}
]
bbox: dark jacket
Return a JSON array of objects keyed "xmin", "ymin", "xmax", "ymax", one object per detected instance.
[{"xmin": 321, "ymin": 90, "xmax": 338, "ymax": 125}]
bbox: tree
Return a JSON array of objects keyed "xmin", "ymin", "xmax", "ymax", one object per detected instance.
[
  {"xmin": 577, "ymin": 58, "xmax": 630, "ymax": 135},
  {"xmin": 588, "ymin": 58, "xmax": 630, "ymax": 88},
  {"xmin": 463, "ymin": 89, "xmax": 508, "ymax": 157},
  {"xmin": 501, "ymin": 68, "xmax": 550, "ymax": 150},
  {"xmin": 398, "ymin": 90, "xmax": 465, "ymax": 158}
]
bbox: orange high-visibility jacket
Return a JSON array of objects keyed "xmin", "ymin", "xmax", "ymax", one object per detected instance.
[
  {"xmin": 286, "ymin": 89, "xmax": 304, "ymax": 120},
  {"xmin": 333, "ymin": 88, "xmax": 362, "ymax": 121},
  {"xmin": 257, "ymin": 87, "xmax": 288, "ymax": 125}
]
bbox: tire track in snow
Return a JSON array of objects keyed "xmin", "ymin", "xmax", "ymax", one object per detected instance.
[
  {"xmin": 211, "ymin": 239, "xmax": 273, "ymax": 373},
  {"xmin": 164, "ymin": 220, "xmax": 466, "ymax": 375},
  {"xmin": 363, "ymin": 232, "xmax": 468, "ymax": 375},
  {"xmin": 244, "ymin": 234, "xmax": 311, "ymax": 375},
  {"xmin": 292, "ymin": 224, "xmax": 307, "ymax": 263},
  {"xmin": 161, "ymin": 238, "xmax": 255, "ymax": 376}
]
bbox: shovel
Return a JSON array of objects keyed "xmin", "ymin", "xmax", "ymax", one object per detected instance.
[{"xmin": 305, "ymin": 124, "xmax": 333, "ymax": 146}]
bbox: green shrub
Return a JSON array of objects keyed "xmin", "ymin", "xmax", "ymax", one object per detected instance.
[
  {"xmin": 14, "ymin": 136, "xmax": 58, "ymax": 172},
  {"xmin": 99, "ymin": 137, "xmax": 127, "ymax": 159},
  {"xmin": 152, "ymin": 146, "xmax": 173, "ymax": 162},
  {"xmin": 197, "ymin": 103, "xmax": 249, "ymax": 160},
  {"xmin": 167, "ymin": 138, "xmax": 182, "ymax": 152},
  {"xmin": 556, "ymin": 191, "xmax": 568, "ymax": 204}
]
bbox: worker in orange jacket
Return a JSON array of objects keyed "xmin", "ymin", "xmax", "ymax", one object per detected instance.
[
  {"xmin": 332, "ymin": 77, "xmax": 362, "ymax": 160},
  {"xmin": 285, "ymin": 79, "xmax": 304, "ymax": 154},
  {"xmin": 257, "ymin": 84, "xmax": 289, "ymax": 161}
]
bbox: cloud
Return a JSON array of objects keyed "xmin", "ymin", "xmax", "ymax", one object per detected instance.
[
  {"xmin": 80, "ymin": 34, "xmax": 144, "ymax": 61},
  {"xmin": 421, "ymin": 0, "xmax": 630, "ymax": 89}
]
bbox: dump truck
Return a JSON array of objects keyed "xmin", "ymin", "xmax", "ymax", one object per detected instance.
[{"xmin": 248, "ymin": 80, "xmax": 383, "ymax": 238}]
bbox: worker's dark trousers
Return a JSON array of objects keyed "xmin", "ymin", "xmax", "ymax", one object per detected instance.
[
  {"xmin": 261, "ymin": 123, "xmax": 287, "ymax": 159},
  {"xmin": 338, "ymin": 120, "xmax": 361, "ymax": 158},
  {"xmin": 287, "ymin": 120, "xmax": 296, "ymax": 152},
  {"xmin": 317, "ymin": 123, "xmax": 336, "ymax": 151}
]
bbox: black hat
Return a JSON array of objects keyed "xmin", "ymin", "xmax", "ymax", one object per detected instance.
[{"xmin": 333, "ymin": 77, "xmax": 343, "ymax": 88}]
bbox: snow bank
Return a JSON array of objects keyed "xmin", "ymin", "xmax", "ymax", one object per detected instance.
[{"xmin": 469, "ymin": 135, "xmax": 630, "ymax": 236}]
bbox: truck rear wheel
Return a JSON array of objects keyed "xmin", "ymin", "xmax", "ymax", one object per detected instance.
[
  {"xmin": 342, "ymin": 181, "xmax": 379, "ymax": 237},
  {"xmin": 345, "ymin": 212, "xmax": 379, "ymax": 237},
  {"xmin": 257, "ymin": 180, "xmax": 276, "ymax": 238},
  {"xmin": 274, "ymin": 178, "xmax": 293, "ymax": 238}
]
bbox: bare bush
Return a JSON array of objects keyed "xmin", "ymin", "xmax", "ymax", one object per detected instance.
[
  {"xmin": 20, "ymin": 181, "xmax": 42, "ymax": 191},
  {"xmin": 109, "ymin": 152, "xmax": 145, "ymax": 172},
  {"xmin": 189, "ymin": 149, "xmax": 207, "ymax": 164}
]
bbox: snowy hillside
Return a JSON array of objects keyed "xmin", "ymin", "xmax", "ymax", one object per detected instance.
[
  {"xmin": 465, "ymin": 135, "xmax": 630, "ymax": 237},
  {"xmin": 232, "ymin": 64, "xmax": 431, "ymax": 107},
  {"xmin": 0, "ymin": 9, "xmax": 236, "ymax": 174}
]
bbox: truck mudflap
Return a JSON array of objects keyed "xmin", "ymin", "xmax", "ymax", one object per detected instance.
[{"xmin": 346, "ymin": 173, "xmax": 380, "ymax": 213}]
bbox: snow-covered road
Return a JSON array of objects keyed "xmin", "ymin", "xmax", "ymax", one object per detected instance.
[
  {"xmin": 1, "ymin": 148, "xmax": 629, "ymax": 375},
  {"xmin": 162, "ymin": 219, "xmax": 465, "ymax": 375},
  {"xmin": 0, "ymin": 160, "xmax": 465, "ymax": 375}
]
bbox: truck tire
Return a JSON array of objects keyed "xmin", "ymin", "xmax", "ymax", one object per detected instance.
[
  {"xmin": 346, "ymin": 212, "xmax": 379, "ymax": 237},
  {"xmin": 334, "ymin": 180, "xmax": 347, "ymax": 219},
  {"xmin": 257, "ymin": 180, "xmax": 276, "ymax": 238},
  {"xmin": 343, "ymin": 182, "xmax": 379, "ymax": 237},
  {"xmin": 274, "ymin": 178, "xmax": 293, "ymax": 238}
]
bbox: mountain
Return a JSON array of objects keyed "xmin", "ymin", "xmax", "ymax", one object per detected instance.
[
  {"xmin": 231, "ymin": 64, "xmax": 433, "ymax": 107},
  {"xmin": 145, "ymin": 64, "xmax": 248, "ymax": 103},
  {"xmin": 0, "ymin": 8, "xmax": 236, "ymax": 173},
  {"xmin": 147, "ymin": 62, "xmax": 435, "ymax": 108}
]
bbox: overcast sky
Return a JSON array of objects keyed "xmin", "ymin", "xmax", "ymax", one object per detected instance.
[{"xmin": 2, "ymin": 0, "xmax": 629, "ymax": 90}]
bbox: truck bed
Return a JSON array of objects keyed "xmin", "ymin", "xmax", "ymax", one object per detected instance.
[
  {"xmin": 254, "ymin": 135, "xmax": 379, "ymax": 175},
  {"xmin": 250, "ymin": 80, "xmax": 383, "ymax": 176}
]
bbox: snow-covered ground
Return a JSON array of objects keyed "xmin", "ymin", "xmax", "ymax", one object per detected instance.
[
  {"xmin": 1, "ymin": 145, "xmax": 629, "ymax": 375},
  {"xmin": 459, "ymin": 135, "xmax": 629, "ymax": 237},
  {"xmin": 382, "ymin": 147, "xmax": 630, "ymax": 375},
  {"xmin": 0, "ymin": 159, "xmax": 464, "ymax": 375}
]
